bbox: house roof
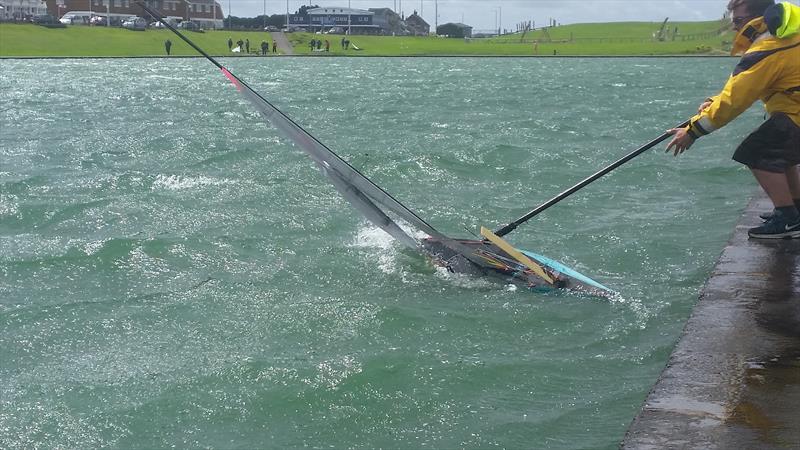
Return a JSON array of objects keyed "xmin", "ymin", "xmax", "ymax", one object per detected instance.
[
  {"xmin": 440, "ymin": 22, "xmax": 472, "ymax": 29},
  {"xmin": 405, "ymin": 12, "xmax": 429, "ymax": 27}
]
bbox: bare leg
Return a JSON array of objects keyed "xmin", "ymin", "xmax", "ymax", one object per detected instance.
[
  {"xmin": 785, "ymin": 165, "xmax": 800, "ymax": 199},
  {"xmin": 751, "ymin": 168, "xmax": 794, "ymax": 207}
]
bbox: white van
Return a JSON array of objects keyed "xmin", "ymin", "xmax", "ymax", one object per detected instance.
[{"xmin": 59, "ymin": 11, "xmax": 92, "ymax": 25}]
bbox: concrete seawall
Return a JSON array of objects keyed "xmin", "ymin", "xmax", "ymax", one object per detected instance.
[{"xmin": 622, "ymin": 192, "xmax": 800, "ymax": 449}]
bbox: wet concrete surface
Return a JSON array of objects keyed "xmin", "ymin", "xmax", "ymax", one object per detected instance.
[{"xmin": 622, "ymin": 192, "xmax": 800, "ymax": 449}]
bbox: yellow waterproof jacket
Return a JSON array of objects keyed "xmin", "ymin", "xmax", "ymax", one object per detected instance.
[{"xmin": 687, "ymin": 2, "xmax": 800, "ymax": 139}]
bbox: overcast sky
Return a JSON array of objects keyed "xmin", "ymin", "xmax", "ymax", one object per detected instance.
[{"xmin": 223, "ymin": 0, "xmax": 762, "ymax": 31}]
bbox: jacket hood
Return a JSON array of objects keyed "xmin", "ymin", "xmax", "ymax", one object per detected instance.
[{"xmin": 765, "ymin": 2, "xmax": 800, "ymax": 38}]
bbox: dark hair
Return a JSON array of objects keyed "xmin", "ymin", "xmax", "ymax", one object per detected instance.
[{"xmin": 727, "ymin": 0, "xmax": 775, "ymax": 15}]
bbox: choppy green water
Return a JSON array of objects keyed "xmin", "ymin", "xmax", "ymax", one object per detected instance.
[{"xmin": 1, "ymin": 56, "xmax": 762, "ymax": 448}]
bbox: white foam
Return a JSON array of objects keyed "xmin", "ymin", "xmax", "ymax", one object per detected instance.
[
  {"xmin": 82, "ymin": 239, "xmax": 107, "ymax": 256},
  {"xmin": 315, "ymin": 355, "xmax": 362, "ymax": 390},
  {"xmin": 350, "ymin": 221, "xmax": 431, "ymax": 275},
  {"xmin": 432, "ymin": 265, "xmax": 496, "ymax": 290},
  {"xmin": 0, "ymin": 194, "xmax": 19, "ymax": 217},
  {"xmin": 350, "ymin": 222, "xmax": 508, "ymax": 290},
  {"xmin": 151, "ymin": 174, "xmax": 236, "ymax": 191},
  {"xmin": 351, "ymin": 224, "xmax": 400, "ymax": 274}
]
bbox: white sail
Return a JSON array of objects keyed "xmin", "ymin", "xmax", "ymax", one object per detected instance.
[{"xmin": 220, "ymin": 67, "xmax": 449, "ymax": 247}]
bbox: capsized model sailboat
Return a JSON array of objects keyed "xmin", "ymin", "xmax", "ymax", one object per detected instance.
[{"xmin": 138, "ymin": 2, "xmax": 614, "ymax": 298}]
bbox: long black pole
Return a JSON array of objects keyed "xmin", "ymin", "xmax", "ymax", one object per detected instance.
[{"xmin": 493, "ymin": 120, "xmax": 690, "ymax": 237}]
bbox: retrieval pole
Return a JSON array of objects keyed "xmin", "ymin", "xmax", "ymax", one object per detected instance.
[{"xmin": 493, "ymin": 121, "xmax": 690, "ymax": 237}]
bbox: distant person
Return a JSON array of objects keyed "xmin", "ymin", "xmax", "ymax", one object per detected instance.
[
  {"xmin": 245, "ymin": 38, "xmax": 250, "ymax": 54},
  {"xmin": 237, "ymin": 39, "xmax": 244, "ymax": 50},
  {"xmin": 324, "ymin": 39, "xmax": 330, "ymax": 52},
  {"xmin": 666, "ymin": 0, "xmax": 800, "ymax": 239},
  {"xmin": 316, "ymin": 39, "xmax": 322, "ymax": 50},
  {"xmin": 344, "ymin": 39, "xmax": 350, "ymax": 49},
  {"xmin": 164, "ymin": 39, "xmax": 172, "ymax": 56},
  {"xmin": 272, "ymin": 41, "xmax": 277, "ymax": 53},
  {"xmin": 227, "ymin": 37, "xmax": 233, "ymax": 51},
  {"xmin": 261, "ymin": 40, "xmax": 268, "ymax": 55},
  {"xmin": 533, "ymin": 40, "xmax": 538, "ymax": 54},
  {"xmin": 309, "ymin": 39, "xmax": 316, "ymax": 51},
  {"xmin": 341, "ymin": 36, "xmax": 346, "ymax": 49}
]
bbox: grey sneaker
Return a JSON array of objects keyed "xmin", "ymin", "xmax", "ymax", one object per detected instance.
[{"xmin": 748, "ymin": 213, "xmax": 800, "ymax": 239}]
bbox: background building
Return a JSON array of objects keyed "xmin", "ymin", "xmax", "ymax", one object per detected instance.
[
  {"xmin": 1, "ymin": 0, "xmax": 48, "ymax": 20},
  {"xmin": 43, "ymin": 0, "xmax": 223, "ymax": 28},
  {"xmin": 369, "ymin": 7, "xmax": 404, "ymax": 35},
  {"xmin": 404, "ymin": 10, "xmax": 429, "ymax": 35},
  {"xmin": 288, "ymin": 6, "xmax": 379, "ymax": 34},
  {"xmin": 288, "ymin": 6, "xmax": 432, "ymax": 36},
  {"xmin": 437, "ymin": 22, "xmax": 473, "ymax": 38}
]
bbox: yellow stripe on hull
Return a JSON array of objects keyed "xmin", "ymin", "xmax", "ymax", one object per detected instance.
[{"xmin": 479, "ymin": 227, "xmax": 554, "ymax": 285}]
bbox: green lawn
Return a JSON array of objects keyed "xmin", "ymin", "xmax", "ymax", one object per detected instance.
[
  {"xmin": 0, "ymin": 24, "xmax": 277, "ymax": 57},
  {"xmin": 0, "ymin": 21, "xmax": 734, "ymax": 57}
]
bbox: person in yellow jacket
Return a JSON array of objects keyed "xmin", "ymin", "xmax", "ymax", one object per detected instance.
[{"xmin": 667, "ymin": 0, "xmax": 800, "ymax": 239}]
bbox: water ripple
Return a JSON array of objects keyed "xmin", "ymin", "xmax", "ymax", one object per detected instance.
[{"xmin": 0, "ymin": 56, "xmax": 757, "ymax": 449}]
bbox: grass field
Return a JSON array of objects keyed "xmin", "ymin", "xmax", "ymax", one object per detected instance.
[
  {"xmin": 290, "ymin": 20, "xmax": 733, "ymax": 56},
  {"xmin": 0, "ymin": 21, "xmax": 734, "ymax": 57},
  {"xmin": 0, "ymin": 24, "xmax": 271, "ymax": 57}
]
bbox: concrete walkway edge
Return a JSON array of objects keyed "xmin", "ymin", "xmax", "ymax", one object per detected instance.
[{"xmin": 621, "ymin": 191, "xmax": 800, "ymax": 449}]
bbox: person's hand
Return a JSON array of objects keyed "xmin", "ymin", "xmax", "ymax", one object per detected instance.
[
  {"xmin": 698, "ymin": 100, "xmax": 713, "ymax": 114},
  {"xmin": 666, "ymin": 127, "xmax": 695, "ymax": 156}
]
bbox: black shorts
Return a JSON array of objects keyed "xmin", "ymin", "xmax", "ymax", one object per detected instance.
[{"xmin": 732, "ymin": 113, "xmax": 800, "ymax": 172}]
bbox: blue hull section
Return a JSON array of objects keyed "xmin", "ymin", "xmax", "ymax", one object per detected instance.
[{"xmin": 521, "ymin": 250, "xmax": 614, "ymax": 294}]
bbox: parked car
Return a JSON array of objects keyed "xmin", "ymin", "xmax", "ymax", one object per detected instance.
[
  {"xmin": 178, "ymin": 21, "xmax": 201, "ymax": 31},
  {"xmin": 32, "ymin": 14, "xmax": 57, "ymax": 24},
  {"xmin": 89, "ymin": 15, "xmax": 107, "ymax": 26},
  {"xmin": 122, "ymin": 16, "xmax": 147, "ymax": 30},
  {"xmin": 264, "ymin": 25, "xmax": 279, "ymax": 32},
  {"xmin": 150, "ymin": 18, "xmax": 177, "ymax": 28}
]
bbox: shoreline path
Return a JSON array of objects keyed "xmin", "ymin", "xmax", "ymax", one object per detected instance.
[{"xmin": 270, "ymin": 31, "xmax": 294, "ymax": 55}]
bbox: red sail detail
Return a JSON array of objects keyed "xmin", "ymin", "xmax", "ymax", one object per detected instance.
[{"xmin": 220, "ymin": 68, "xmax": 242, "ymax": 91}]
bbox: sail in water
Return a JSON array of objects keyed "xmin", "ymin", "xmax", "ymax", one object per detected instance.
[
  {"xmin": 137, "ymin": 1, "xmax": 615, "ymax": 298},
  {"xmin": 218, "ymin": 66, "xmax": 420, "ymax": 249}
]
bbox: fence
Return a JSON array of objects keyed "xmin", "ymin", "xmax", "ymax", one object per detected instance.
[{"xmin": 484, "ymin": 21, "xmax": 731, "ymax": 45}]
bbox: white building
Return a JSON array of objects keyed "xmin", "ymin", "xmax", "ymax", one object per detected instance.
[{"xmin": 0, "ymin": 0, "xmax": 48, "ymax": 20}]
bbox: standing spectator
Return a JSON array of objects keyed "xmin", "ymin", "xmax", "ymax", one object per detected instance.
[
  {"xmin": 324, "ymin": 39, "xmax": 330, "ymax": 52},
  {"xmin": 227, "ymin": 37, "xmax": 233, "ymax": 51},
  {"xmin": 261, "ymin": 40, "xmax": 268, "ymax": 55},
  {"xmin": 341, "ymin": 36, "xmax": 346, "ymax": 49},
  {"xmin": 309, "ymin": 39, "xmax": 315, "ymax": 52},
  {"xmin": 272, "ymin": 41, "xmax": 277, "ymax": 53},
  {"xmin": 164, "ymin": 39, "xmax": 172, "ymax": 56},
  {"xmin": 316, "ymin": 39, "xmax": 322, "ymax": 50},
  {"xmin": 245, "ymin": 38, "xmax": 250, "ymax": 54}
]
